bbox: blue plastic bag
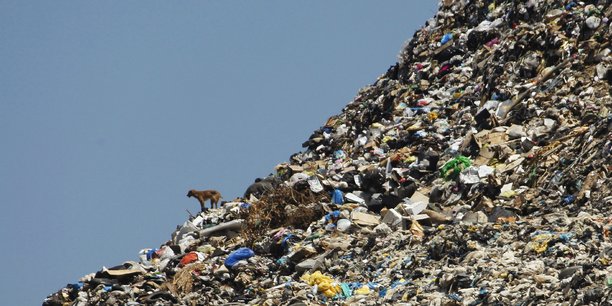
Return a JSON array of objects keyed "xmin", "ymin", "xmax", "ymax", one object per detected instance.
[
  {"xmin": 332, "ymin": 189, "xmax": 344, "ymax": 204},
  {"xmin": 224, "ymin": 247, "xmax": 255, "ymax": 268},
  {"xmin": 440, "ymin": 33, "xmax": 453, "ymax": 44},
  {"xmin": 562, "ymin": 195, "xmax": 575, "ymax": 205},
  {"xmin": 146, "ymin": 248, "xmax": 158, "ymax": 260},
  {"xmin": 325, "ymin": 210, "xmax": 341, "ymax": 223}
]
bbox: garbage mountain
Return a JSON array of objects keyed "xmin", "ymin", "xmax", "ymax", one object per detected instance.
[{"xmin": 45, "ymin": 0, "xmax": 612, "ymax": 305}]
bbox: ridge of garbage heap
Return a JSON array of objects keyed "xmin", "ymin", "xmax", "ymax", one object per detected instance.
[{"xmin": 45, "ymin": 0, "xmax": 612, "ymax": 305}]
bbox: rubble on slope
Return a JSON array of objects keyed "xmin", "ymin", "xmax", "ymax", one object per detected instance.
[{"xmin": 45, "ymin": 0, "xmax": 611, "ymax": 305}]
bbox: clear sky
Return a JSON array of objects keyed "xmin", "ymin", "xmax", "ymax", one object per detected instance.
[{"xmin": 0, "ymin": 1, "xmax": 438, "ymax": 304}]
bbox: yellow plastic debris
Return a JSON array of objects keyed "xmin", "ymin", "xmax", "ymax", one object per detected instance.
[
  {"xmin": 382, "ymin": 135, "xmax": 396, "ymax": 143},
  {"xmin": 499, "ymin": 190, "xmax": 516, "ymax": 198},
  {"xmin": 526, "ymin": 233, "xmax": 554, "ymax": 254},
  {"xmin": 354, "ymin": 285, "xmax": 370, "ymax": 295},
  {"xmin": 300, "ymin": 271, "xmax": 342, "ymax": 298},
  {"xmin": 404, "ymin": 155, "xmax": 417, "ymax": 163},
  {"xmin": 427, "ymin": 111, "xmax": 439, "ymax": 121}
]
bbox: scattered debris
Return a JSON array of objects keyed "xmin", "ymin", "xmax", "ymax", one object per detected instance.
[{"xmin": 45, "ymin": 0, "xmax": 612, "ymax": 305}]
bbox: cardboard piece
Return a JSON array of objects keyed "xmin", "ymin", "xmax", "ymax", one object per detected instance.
[{"xmin": 351, "ymin": 211, "xmax": 380, "ymax": 227}]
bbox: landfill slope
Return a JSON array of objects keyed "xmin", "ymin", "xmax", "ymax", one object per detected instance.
[{"xmin": 45, "ymin": 1, "xmax": 612, "ymax": 305}]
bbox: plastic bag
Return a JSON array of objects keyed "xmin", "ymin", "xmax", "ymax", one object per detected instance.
[
  {"xmin": 440, "ymin": 155, "xmax": 471, "ymax": 180},
  {"xmin": 332, "ymin": 189, "xmax": 344, "ymax": 204},
  {"xmin": 224, "ymin": 247, "xmax": 255, "ymax": 268}
]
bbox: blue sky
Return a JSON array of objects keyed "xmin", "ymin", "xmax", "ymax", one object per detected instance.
[{"xmin": 0, "ymin": 1, "xmax": 437, "ymax": 304}]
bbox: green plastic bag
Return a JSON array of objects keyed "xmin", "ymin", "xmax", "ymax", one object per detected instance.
[{"xmin": 440, "ymin": 156, "xmax": 471, "ymax": 180}]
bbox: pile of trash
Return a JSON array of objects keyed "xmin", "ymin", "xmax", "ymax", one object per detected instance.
[{"xmin": 45, "ymin": 0, "xmax": 612, "ymax": 305}]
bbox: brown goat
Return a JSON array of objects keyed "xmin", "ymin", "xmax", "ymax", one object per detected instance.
[{"xmin": 187, "ymin": 189, "xmax": 222, "ymax": 211}]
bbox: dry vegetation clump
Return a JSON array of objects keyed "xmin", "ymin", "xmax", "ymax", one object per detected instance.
[
  {"xmin": 241, "ymin": 186, "xmax": 330, "ymax": 246},
  {"xmin": 167, "ymin": 262, "xmax": 206, "ymax": 297}
]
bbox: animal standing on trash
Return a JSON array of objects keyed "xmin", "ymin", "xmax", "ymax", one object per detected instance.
[
  {"xmin": 187, "ymin": 189, "xmax": 222, "ymax": 211},
  {"xmin": 243, "ymin": 176, "xmax": 279, "ymax": 199}
]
